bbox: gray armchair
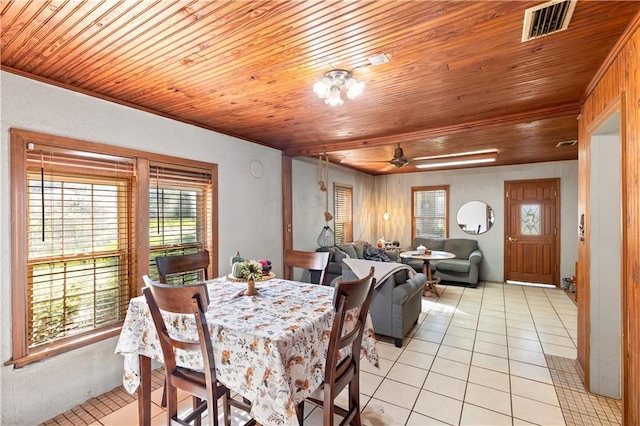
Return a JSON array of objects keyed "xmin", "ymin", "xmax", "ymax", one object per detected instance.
[{"xmin": 339, "ymin": 264, "xmax": 426, "ymax": 347}]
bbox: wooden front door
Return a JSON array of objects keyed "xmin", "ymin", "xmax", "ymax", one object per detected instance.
[{"xmin": 504, "ymin": 179, "xmax": 560, "ymax": 286}]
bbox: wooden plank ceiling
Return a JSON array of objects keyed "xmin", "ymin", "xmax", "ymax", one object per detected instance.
[{"xmin": 2, "ymin": 1, "xmax": 639, "ymax": 174}]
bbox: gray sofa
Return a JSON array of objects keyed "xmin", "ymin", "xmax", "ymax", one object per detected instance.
[
  {"xmin": 317, "ymin": 241, "xmax": 399, "ymax": 285},
  {"xmin": 402, "ymin": 237, "xmax": 483, "ymax": 287},
  {"xmin": 338, "ymin": 262, "xmax": 425, "ymax": 348}
]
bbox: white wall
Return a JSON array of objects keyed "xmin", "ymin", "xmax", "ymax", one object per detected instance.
[
  {"xmin": 292, "ymin": 157, "xmax": 374, "ymax": 250},
  {"xmin": 589, "ymin": 132, "xmax": 622, "ymax": 398},
  {"xmin": 0, "ymin": 71, "xmax": 283, "ymax": 425},
  {"xmin": 373, "ymin": 161, "xmax": 579, "ymax": 282}
]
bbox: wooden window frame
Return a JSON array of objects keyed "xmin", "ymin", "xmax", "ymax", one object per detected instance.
[
  {"xmin": 8, "ymin": 129, "xmax": 218, "ymax": 368},
  {"xmin": 411, "ymin": 185, "xmax": 450, "ymax": 240},
  {"xmin": 333, "ymin": 183, "xmax": 353, "ymax": 244}
]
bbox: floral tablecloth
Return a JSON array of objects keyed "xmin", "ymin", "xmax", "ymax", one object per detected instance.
[{"xmin": 115, "ymin": 277, "xmax": 378, "ymax": 426}]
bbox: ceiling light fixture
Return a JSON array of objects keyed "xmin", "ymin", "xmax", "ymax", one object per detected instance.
[
  {"xmin": 415, "ymin": 151, "xmax": 498, "ymax": 169},
  {"xmin": 413, "ymin": 149, "xmax": 499, "ymax": 161},
  {"xmin": 313, "ymin": 69, "xmax": 364, "ymax": 106}
]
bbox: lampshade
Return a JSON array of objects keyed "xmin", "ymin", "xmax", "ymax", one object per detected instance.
[
  {"xmin": 317, "ymin": 225, "xmax": 335, "ymax": 247},
  {"xmin": 314, "ymin": 69, "xmax": 364, "ymax": 106}
]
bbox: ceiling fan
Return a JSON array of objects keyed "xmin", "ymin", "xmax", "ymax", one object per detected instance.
[
  {"xmin": 387, "ymin": 144, "xmax": 410, "ymax": 168},
  {"xmin": 339, "ymin": 145, "xmax": 499, "ymax": 172},
  {"xmin": 339, "ymin": 143, "xmax": 411, "ymax": 171}
]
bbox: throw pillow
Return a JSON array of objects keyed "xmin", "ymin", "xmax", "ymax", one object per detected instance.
[
  {"xmin": 352, "ymin": 240, "xmax": 367, "ymax": 259},
  {"xmin": 333, "ymin": 247, "xmax": 350, "ymax": 264},
  {"xmin": 336, "ymin": 243, "xmax": 358, "ymax": 259},
  {"xmin": 363, "ymin": 243, "xmax": 393, "ymax": 262}
]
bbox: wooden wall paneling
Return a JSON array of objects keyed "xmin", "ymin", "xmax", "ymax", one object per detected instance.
[
  {"xmin": 578, "ymin": 15, "xmax": 640, "ymax": 425},
  {"xmin": 622, "ymin": 30, "xmax": 640, "ymax": 426}
]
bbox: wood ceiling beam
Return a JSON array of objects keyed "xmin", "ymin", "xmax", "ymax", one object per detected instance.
[{"xmin": 284, "ymin": 103, "xmax": 581, "ymax": 157}]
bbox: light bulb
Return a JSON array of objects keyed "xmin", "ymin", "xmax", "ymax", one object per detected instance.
[
  {"xmin": 313, "ymin": 77, "xmax": 331, "ymax": 98},
  {"xmin": 383, "ymin": 211, "xmax": 391, "ymax": 221},
  {"xmin": 325, "ymin": 87, "xmax": 343, "ymax": 106},
  {"xmin": 346, "ymin": 79, "xmax": 364, "ymax": 99}
]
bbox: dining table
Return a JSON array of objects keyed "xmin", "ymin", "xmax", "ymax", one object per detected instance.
[{"xmin": 115, "ymin": 276, "xmax": 379, "ymax": 426}]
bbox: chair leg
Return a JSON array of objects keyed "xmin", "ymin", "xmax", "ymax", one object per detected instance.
[
  {"xmin": 296, "ymin": 401, "xmax": 304, "ymax": 425},
  {"xmin": 165, "ymin": 383, "xmax": 178, "ymax": 424},
  {"xmin": 222, "ymin": 390, "xmax": 231, "ymax": 426},
  {"xmin": 161, "ymin": 378, "xmax": 167, "ymax": 407},
  {"xmin": 193, "ymin": 396, "xmax": 202, "ymax": 426},
  {"xmin": 350, "ymin": 380, "xmax": 362, "ymax": 426}
]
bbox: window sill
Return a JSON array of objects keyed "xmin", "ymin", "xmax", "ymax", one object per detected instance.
[{"xmin": 5, "ymin": 324, "xmax": 123, "ymax": 369}]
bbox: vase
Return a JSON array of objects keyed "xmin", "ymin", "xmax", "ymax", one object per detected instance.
[{"xmin": 244, "ymin": 278, "xmax": 258, "ymax": 296}]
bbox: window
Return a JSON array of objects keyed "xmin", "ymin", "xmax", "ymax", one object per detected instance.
[
  {"xmin": 148, "ymin": 163, "xmax": 213, "ymax": 284},
  {"xmin": 333, "ymin": 183, "xmax": 353, "ymax": 244},
  {"xmin": 10, "ymin": 129, "xmax": 217, "ymax": 367},
  {"xmin": 412, "ymin": 186, "xmax": 449, "ymax": 239}
]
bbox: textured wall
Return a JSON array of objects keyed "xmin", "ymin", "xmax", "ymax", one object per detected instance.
[
  {"xmin": 0, "ymin": 71, "xmax": 283, "ymax": 425},
  {"xmin": 372, "ymin": 161, "xmax": 579, "ymax": 283}
]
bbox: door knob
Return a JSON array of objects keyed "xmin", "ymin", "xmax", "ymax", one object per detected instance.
[{"xmin": 507, "ymin": 236, "xmax": 518, "ymax": 242}]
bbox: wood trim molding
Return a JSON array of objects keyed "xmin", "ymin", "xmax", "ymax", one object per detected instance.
[
  {"xmin": 582, "ymin": 11, "xmax": 640, "ymax": 102},
  {"xmin": 284, "ymin": 104, "xmax": 581, "ymax": 156},
  {"xmin": 281, "ymin": 155, "xmax": 293, "ymax": 276},
  {"xmin": 578, "ymin": 95, "xmax": 623, "ymax": 393}
]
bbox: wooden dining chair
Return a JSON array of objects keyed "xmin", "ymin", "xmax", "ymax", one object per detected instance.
[
  {"xmin": 283, "ymin": 249, "xmax": 330, "ymax": 285},
  {"xmin": 298, "ymin": 267, "xmax": 376, "ymax": 425},
  {"xmin": 156, "ymin": 250, "xmax": 210, "ymax": 284},
  {"xmin": 142, "ymin": 275, "xmax": 254, "ymax": 426}
]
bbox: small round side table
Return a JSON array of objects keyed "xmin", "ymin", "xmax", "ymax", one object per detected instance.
[{"xmin": 399, "ymin": 250, "xmax": 456, "ymax": 297}]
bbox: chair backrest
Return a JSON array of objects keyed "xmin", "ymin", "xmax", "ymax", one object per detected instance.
[
  {"xmin": 155, "ymin": 250, "xmax": 210, "ymax": 284},
  {"xmin": 142, "ymin": 275, "xmax": 217, "ymax": 384},
  {"xmin": 323, "ymin": 267, "xmax": 375, "ymax": 423},
  {"xmin": 283, "ymin": 249, "xmax": 330, "ymax": 284}
]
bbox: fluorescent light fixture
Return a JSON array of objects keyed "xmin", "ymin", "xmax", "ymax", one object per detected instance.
[
  {"xmin": 415, "ymin": 151, "xmax": 498, "ymax": 169},
  {"xmin": 413, "ymin": 148, "xmax": 498, "ymax": 161},
  {"xmin": 416, "ymin": 157, "xmax": 496, "ymax": 169}
]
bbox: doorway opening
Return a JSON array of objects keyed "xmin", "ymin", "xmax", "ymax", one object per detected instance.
[{"xmin": 588, "ymin": 111, "xmax": 622, "ymax": 399}]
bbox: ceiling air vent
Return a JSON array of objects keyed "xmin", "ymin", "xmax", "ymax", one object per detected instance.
[
  {"xmin": 556, "ymin": 140, "xmax": 577, "ymax": 147},
  {"xmin": 522, "ymin": 0, "xmax": 577, "ymax": 42}
]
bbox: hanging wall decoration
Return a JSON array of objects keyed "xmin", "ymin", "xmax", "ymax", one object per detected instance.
[{"xmin": 317, "ymin": 153, "xmax": 335, "ymax": 247}]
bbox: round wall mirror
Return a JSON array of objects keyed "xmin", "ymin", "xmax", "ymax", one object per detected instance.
[{"xmin": 457, "ymin": 201, "xmax": 495, "ymax": 235}]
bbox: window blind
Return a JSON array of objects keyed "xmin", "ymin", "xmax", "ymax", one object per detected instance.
[
  {"xmin": 149, "ymin": 163, "xmax": 213, "ymax": 284},
  {"xmin": 334, "ymin": 184, "xmax": 353, "ymax": 244},
  {"xmin": 26, "ymin": 145, "xmax": 135, "ymax": 347},
  {"xmin": 413, "ymin": 187, "xmax": 448, "ymax": 238}
]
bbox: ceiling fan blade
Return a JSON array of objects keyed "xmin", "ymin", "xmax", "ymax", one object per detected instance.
[{"xmin": 379, "ymin": 163, "xmax": 396, "ymax": 172}]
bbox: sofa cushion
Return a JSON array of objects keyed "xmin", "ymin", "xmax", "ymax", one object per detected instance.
[
  {"xmin": 436, "ymin": 259, "xmax": 471, "ymax": 273},
  {"xmin": 352, "ymin": 241, "xmax": 367, "ymax": 259},
  {"xmin": 333, "ymin": 247, "xmax": 350, "ymax": 264},
  {"xmin": 363, "ymin": 243, "xmax": 393, "ymax": 262},
  {"xmin": 336, "ymin": 243, "xmax": 358, "ymax": 259},
  {"xmin": 443, "ymin": 239, "xmax": 479, "ymax": 260}
]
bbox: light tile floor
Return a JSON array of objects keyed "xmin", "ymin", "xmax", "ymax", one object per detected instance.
[{"xmin": 42, "ymin": 281, "xmax": 622, "ymax": 426}]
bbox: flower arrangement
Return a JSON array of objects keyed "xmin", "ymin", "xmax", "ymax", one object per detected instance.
[
  {"xmin": 239, "ymin": 260, "xmax": 263, "ymax": 282},
  {"xmin": 258, "ymin": 259, "xmax": 272, "ymax": 274}
]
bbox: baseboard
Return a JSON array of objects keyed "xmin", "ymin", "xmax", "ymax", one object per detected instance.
[{"xmin": 574, "ymin": 358, "xmax": 587, "ymax": 389}]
